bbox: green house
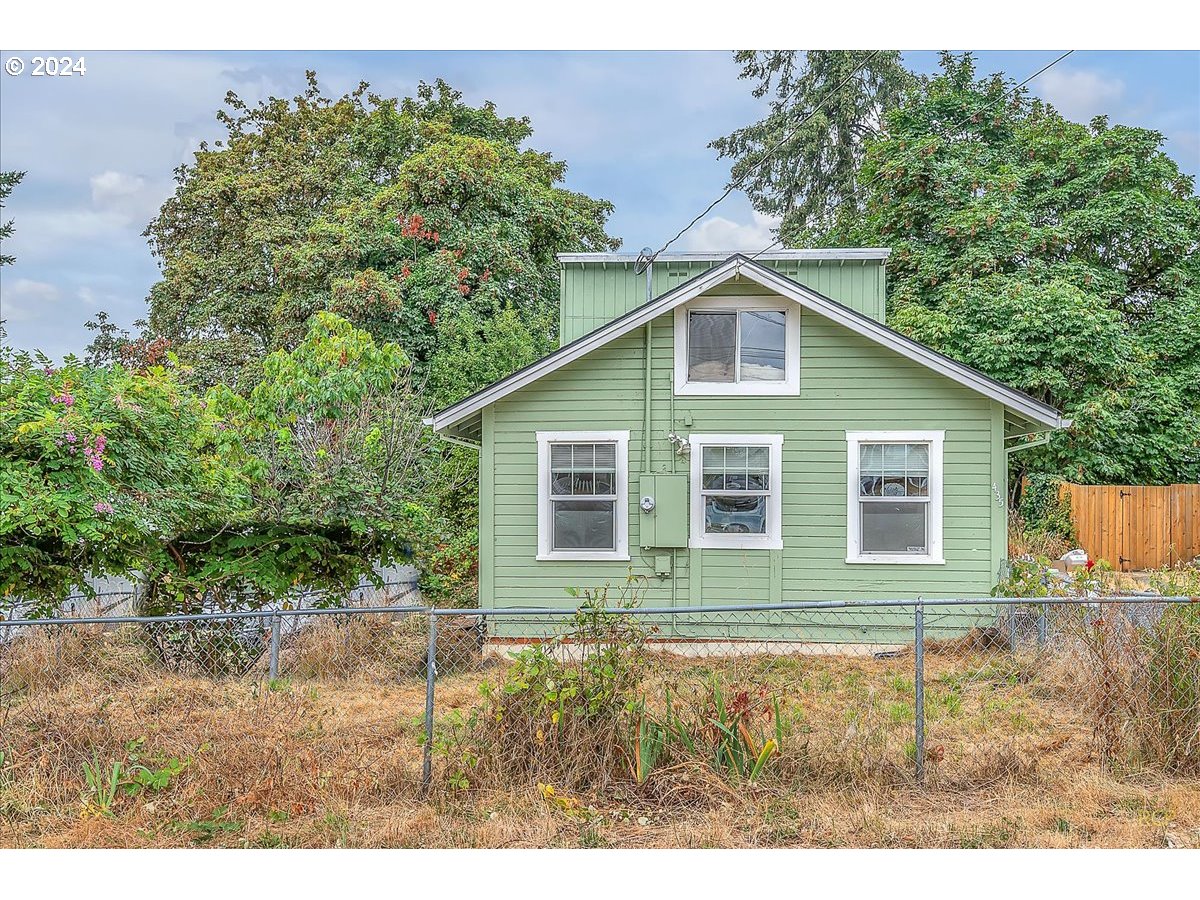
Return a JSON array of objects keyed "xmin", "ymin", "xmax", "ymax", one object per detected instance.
[{"xmin": 428, "ymin": 250, "xmax": 1068, "ymax": 641}]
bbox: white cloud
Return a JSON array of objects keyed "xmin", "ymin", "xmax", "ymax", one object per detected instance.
[
  {"xmin": 681, "ymin": 210, "xmax": 782, "ymax": 253},
  {"xmin": 0, "ymin": 278, "xmax": 62, "ymax": 323},
  {"xmin": 90, "ymin": 170, "xmax": 160, "ymax": 225},
  {"xmin": 1033, "ymin": 68, "xmax": 1126, "ymax": 124}
]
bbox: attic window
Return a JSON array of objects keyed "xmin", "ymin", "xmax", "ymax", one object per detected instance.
[{"xmin": 674, "ymin": 297, "xmax": 799, "ymax": 396}]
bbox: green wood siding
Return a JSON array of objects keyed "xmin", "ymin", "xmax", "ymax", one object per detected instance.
[
  {"xmin": 486, "ymin": 286, "xmax": 1005, "ymax": 641},
  {"xmin": 559, "ymin": 259, "xmax": 886, "ymax": 344}
]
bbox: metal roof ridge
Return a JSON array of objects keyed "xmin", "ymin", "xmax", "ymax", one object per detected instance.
[{"xmin": 556, "ymin": 248, "xmax": 891, "ymax": 263}]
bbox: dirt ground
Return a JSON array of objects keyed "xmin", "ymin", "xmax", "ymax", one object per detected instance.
[{"xmin": 2, "ymin": 624, "xmax": 1199, "ymax": 848}]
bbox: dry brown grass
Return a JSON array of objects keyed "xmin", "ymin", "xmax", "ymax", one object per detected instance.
[
  {"xmin": 1008, "ymin": 513, "xmax": 1072, "ymax": 561},
  {"xmin": 3, "ymin": 624, "xmax": 1200, "ymax": 848}
]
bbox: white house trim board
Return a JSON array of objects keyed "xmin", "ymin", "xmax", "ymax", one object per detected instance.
[
  {"xmin": 689, "ymin": 434, "xmax": 784, "ymax": 551},
  {"xmin": 536, "ymin": 430, "xmax": 630, "ymax": 562},
  {"xmin": 429, "ymin": 255, "xmax": 1067, "ymax": 432},
  {"xmin": 845, "ymin": 430, "xmax": 945, "ymax": 565},
  {"xmin": 672, "ymin": 296, "xmax": 801, "ymax": 397}
]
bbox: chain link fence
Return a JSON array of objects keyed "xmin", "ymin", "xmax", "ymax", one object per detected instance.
[{"xmin": 2, "ymin": 592, "xmax": 1198, "ymax": 845}]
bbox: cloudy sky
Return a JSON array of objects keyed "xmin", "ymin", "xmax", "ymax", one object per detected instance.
[{"xmin": 1, "ymin": 49, "xmax": 1197, "ymax": 360}]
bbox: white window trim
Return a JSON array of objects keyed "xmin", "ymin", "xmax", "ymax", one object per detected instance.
[
  {"xmin": 536, "ymin": 430, "xmax": 630, "ymax": 562},
  {"xmin": 673, "ymin": 296, "xmax": 800, "ymax": 396},
  {"xmin": 845, "ymin": 430, "xmax": 945, "ymax": 565},
  {"xmin": 689, "ymin": 433, "xmax": 784, "ymax": 551}
]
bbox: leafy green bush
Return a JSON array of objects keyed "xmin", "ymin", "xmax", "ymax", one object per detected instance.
[
  {"xmin": 415, "ymin": 527, "xmax": 479, "ymax": 608},
  {"xmin": 0, "ymin": 347, "xmax": 245, "ymax": 611},
  {"xmin": 2, "ymin": 313, "xmax": 431, "ymax": 637},
  {"xmin": 1016, "ymin": 475, "xmax": 1076, "ymax": 545}
]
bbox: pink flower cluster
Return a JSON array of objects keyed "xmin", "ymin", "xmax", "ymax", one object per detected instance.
[
  {"xmin": 54, "ymin": 431, "xmax": 107, "ymax": 470},
  {"xmin": 93, "ymin": 501, "xmax": 114, "ymax": 515},
  {"xmin": 83, "ymin": 434, "xmax": 107, "ymax": 471},
  {"xmin": 51, "ymin": 391, "xmax": 75, "ymax": 407}
]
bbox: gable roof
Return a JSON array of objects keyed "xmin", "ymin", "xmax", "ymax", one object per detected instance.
[{"xmin": 428, "ymin": 254, "xmax": 1068, "ymax": 433}]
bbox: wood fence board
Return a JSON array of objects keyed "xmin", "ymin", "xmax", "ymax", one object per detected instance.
[{"xmin": 1058, "ymin": 482, "xmax": 1200, "ymax": 570}]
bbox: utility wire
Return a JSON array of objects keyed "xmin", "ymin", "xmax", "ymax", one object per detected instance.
[
  {"xmin": 642, "ymin": 50, "xmax": 885, "ymax": 268},
  {"xmin": 745, "ymin": 49, "xmax": 1077, "ymax": 262}
]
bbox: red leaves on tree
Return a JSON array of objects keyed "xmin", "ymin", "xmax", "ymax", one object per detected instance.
[{"xmin": 396, "ymin": 213, "xmax": 439, "ymax": 243}]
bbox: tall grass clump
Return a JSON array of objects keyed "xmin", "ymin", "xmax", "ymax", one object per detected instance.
[
  {"xmin": 433, "ymin": 581, "xmax": 651, "ymax": 792},
  {"xmin": 1063, "ymin": 593, "xmax": 1200, "ymax": 773}
]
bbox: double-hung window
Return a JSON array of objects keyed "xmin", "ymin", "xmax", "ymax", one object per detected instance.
[
  {"xmin": 846, "ymin": 431, "xmax": 944, "ymax": 564},
  {"xmin": 674, "ymin": 298, "xmax": 799, "ymax": 396},
  {"xmin": 536, "ymin": 431, "xmax": 629, "ymax": 561},
  {"xmin": 689, "ymin": 434, "xmax": 783, "ymax": 550}
]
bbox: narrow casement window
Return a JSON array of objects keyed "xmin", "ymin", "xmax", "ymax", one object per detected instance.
[
  {"xmin": 537, "ymin": 431, "xmax": 629, "ymax": 561},
  {"xmin": 690, "ymin": 434, "xmax": 783, "ymax": 550},
  {"xmin": 858, "ymin": 443, "xmax": 930, "ymax": 553},
  {"xmin": 550, "ymin": 442, "xmax": 617, "ymax": 551},
  {"xmin": 846, "ymin": 431, "xmax": 944, "ymax": 564},
  {"xmin": 687, "ymin": 310, "xmax": 786, "ymax": 384}
]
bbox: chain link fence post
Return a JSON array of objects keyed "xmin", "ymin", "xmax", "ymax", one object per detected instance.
[
  {"xmin": 421, "ymin": 609, "xmax": 438, "ymax": 796},
  {"xmin": 914, "ymin": 597, "xmax": 925, "ymax": 786},
  {"xmin": 268, "ymin": 610, "xmax": 281, "ymax": 681}
]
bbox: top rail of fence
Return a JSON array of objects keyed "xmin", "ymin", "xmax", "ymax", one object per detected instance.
[{"xmin": 1, "ymin": 593, "xmax": 1196, "ymax": 628}]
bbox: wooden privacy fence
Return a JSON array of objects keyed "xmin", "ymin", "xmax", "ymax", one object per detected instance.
[{"xmin": 1059, "ymin": 482, "xmax": 1200, "ymax": 570}]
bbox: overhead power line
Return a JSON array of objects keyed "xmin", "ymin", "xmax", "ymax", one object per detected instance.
[
  {"xmin": 641, "ymin": 50, "xmax": 885, "ymax": 269},
  {"xmin": 746, "ymin": 49, "xmax": 1077, "ymax": 262}
]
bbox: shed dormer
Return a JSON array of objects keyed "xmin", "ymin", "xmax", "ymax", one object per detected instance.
[{"xmin": 556, "ymin": 248, "xmax": 890, "ymax": 346}]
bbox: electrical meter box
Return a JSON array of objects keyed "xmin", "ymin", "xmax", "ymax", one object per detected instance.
[{"xmin": 638, "ymin": 473, "xmax": 688, "ymax": 549}]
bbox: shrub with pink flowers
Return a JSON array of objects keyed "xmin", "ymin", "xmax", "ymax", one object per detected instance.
[{"xmin": 2, "ymin": 314, "xmax": 433, "ymax": 620}]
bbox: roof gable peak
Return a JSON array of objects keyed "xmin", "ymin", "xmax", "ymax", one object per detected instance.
[{"xmin": 430, "ymin": 255, "xmax": 1067, "ymax": 433}]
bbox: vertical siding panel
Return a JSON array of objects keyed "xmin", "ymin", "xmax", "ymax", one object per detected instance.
[
  {"xmin": 690, "ymin": 547, "xmax": 703, "ymax": 606},
  {"xmin": 990, "ymin": 402, "xmax": 1006, "ymax": 584},
  {"xmin": 480, "ymin": 406, "xmax": 496, "ymax": 608},
  {"xmin": 558, "ymin": 257, "xmax": 888, "ymax": 347},
  {"xmin": 769, "ymin": 549, "xmax": 782, "ymax": 604}
]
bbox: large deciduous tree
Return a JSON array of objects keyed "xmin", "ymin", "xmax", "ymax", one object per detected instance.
[
  {"xmin": 828, "ymin": 53, "xmax": 1200, "ymax": 485},
  {"xmin": 145, "ymin": 74, "xmax": 618, "ymax": 400},
  {"xmin": 710, "ymin": 51, "xmax": 912, "ymax": 244}
]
